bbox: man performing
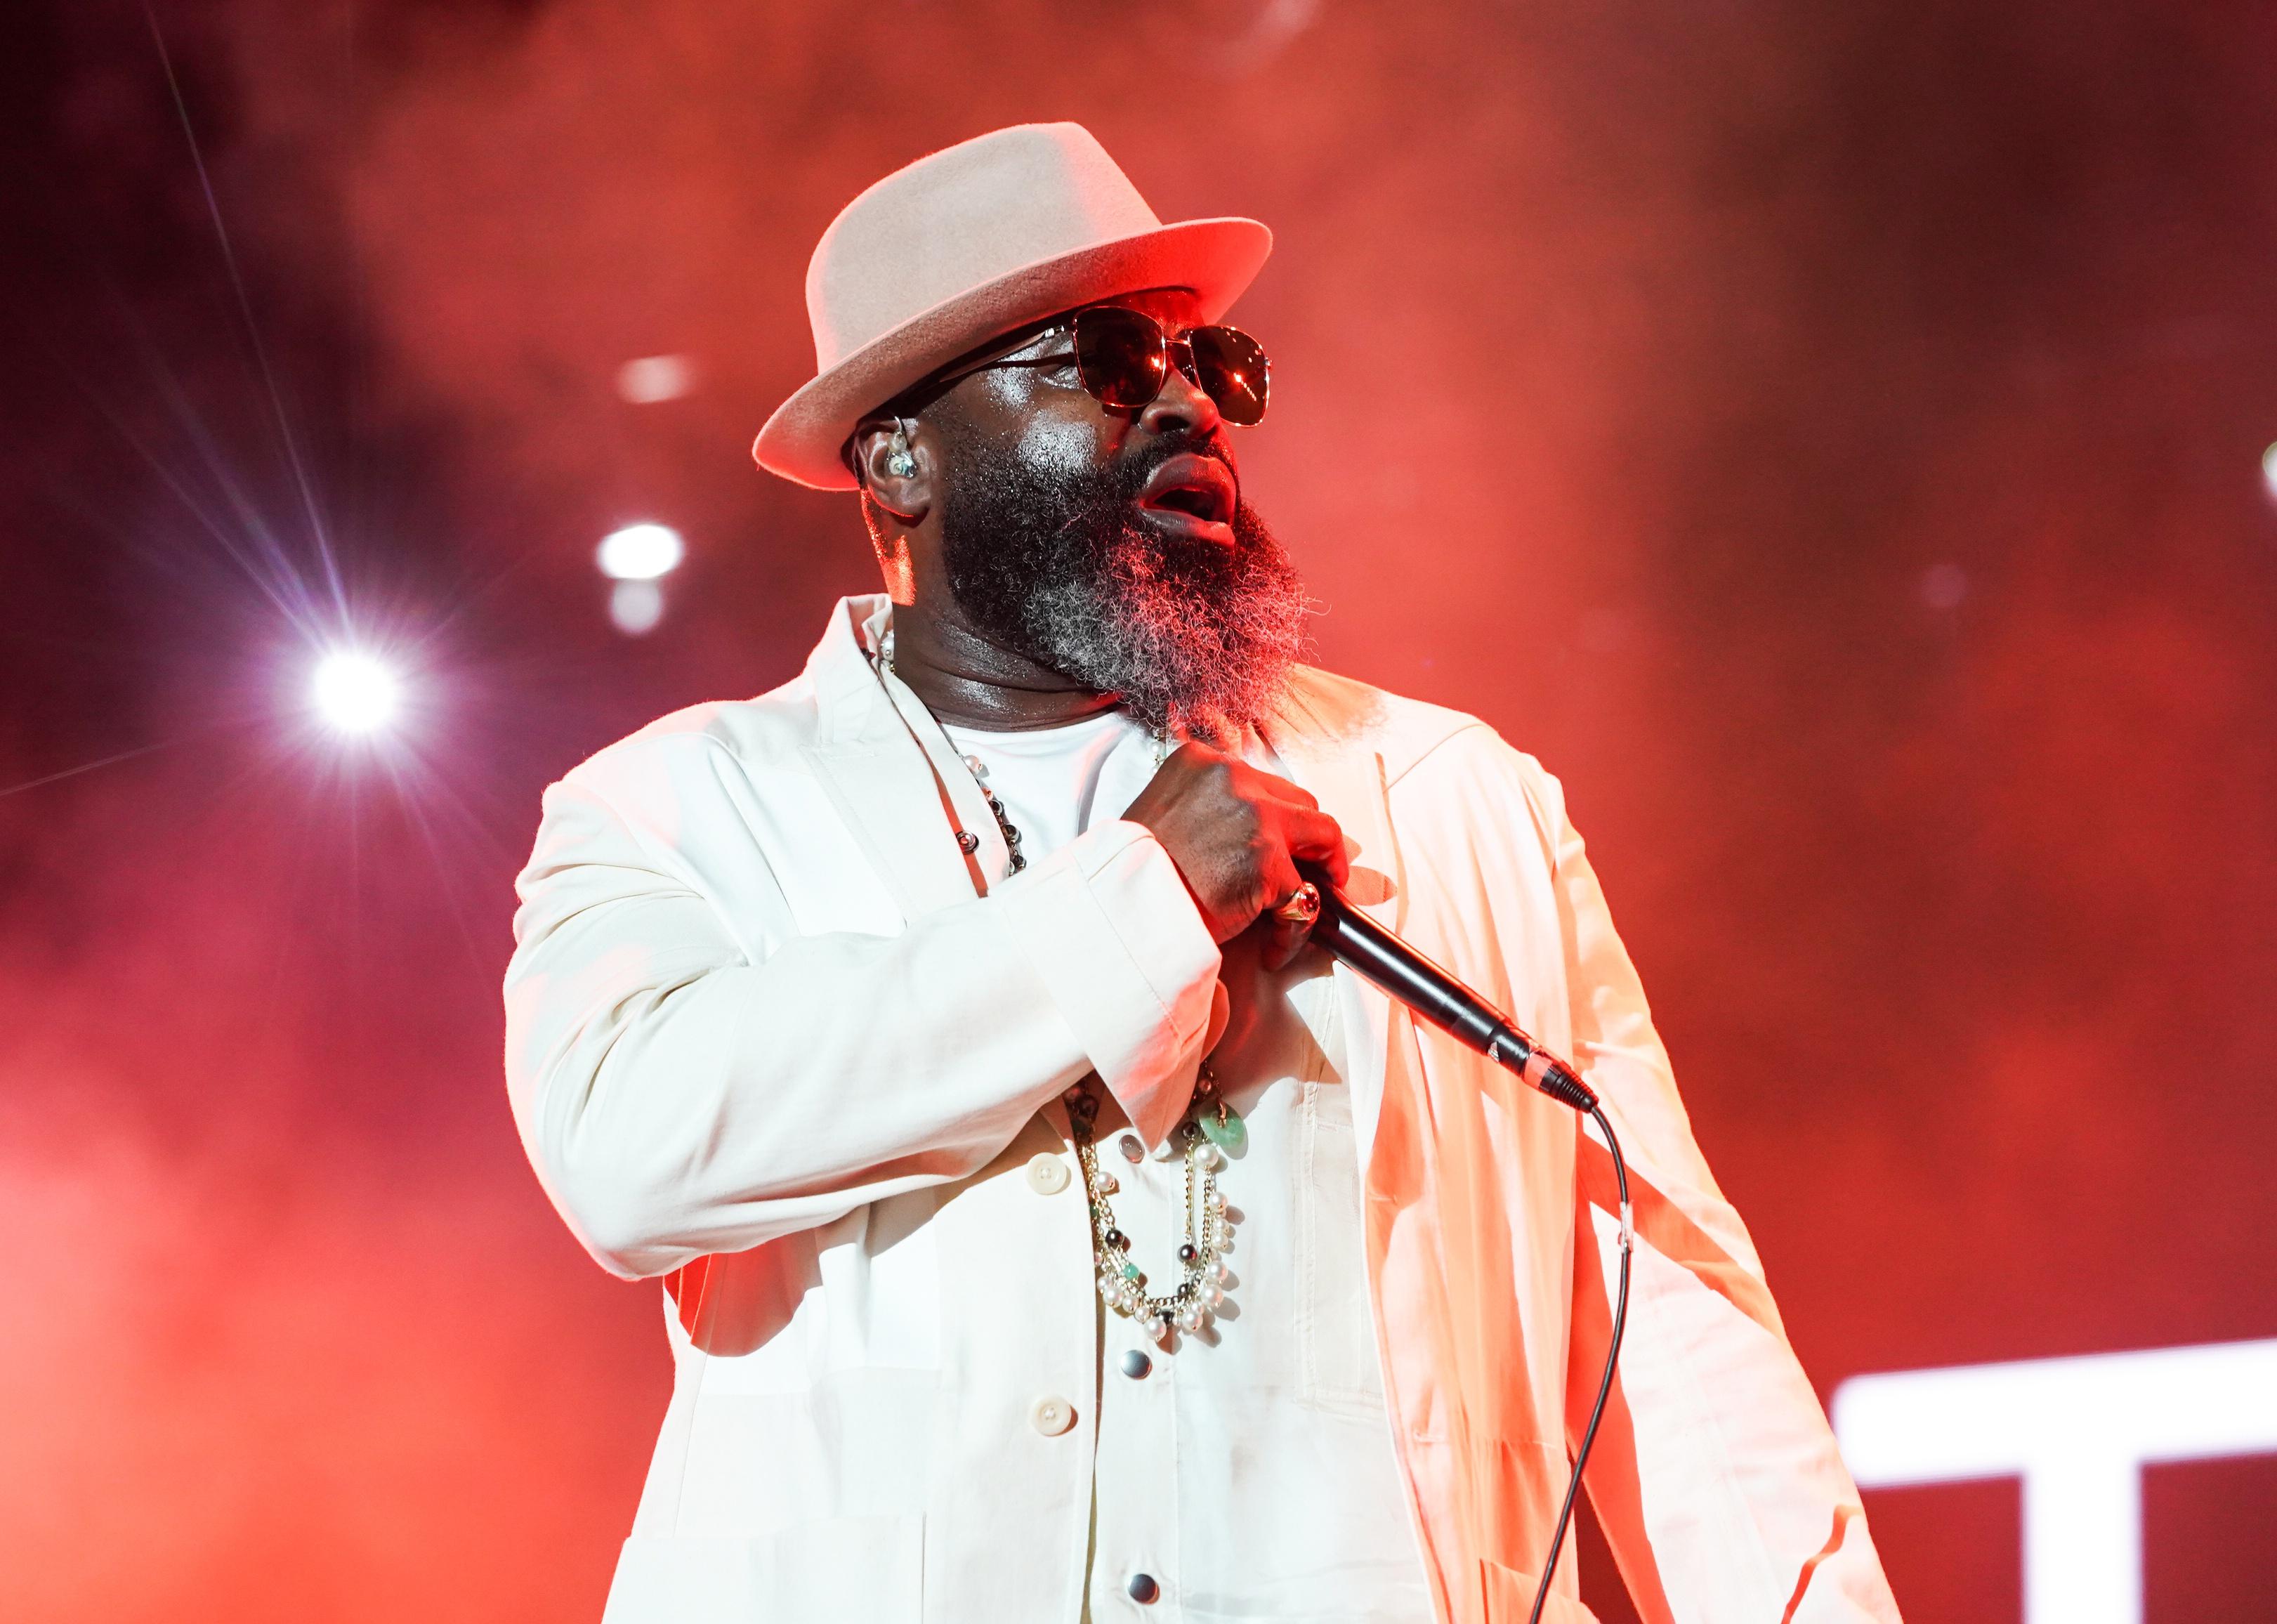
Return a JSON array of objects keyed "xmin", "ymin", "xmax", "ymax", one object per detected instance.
[{"xmin": 504, "ymin": 124, "xmax": 1901, "ymax": 1623}]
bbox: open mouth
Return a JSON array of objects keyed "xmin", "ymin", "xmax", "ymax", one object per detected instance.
[{"xmin": 1136, "ymin": 452, "xmax": 1238, "ymax": 544}]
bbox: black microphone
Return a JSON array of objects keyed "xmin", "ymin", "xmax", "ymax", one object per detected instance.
[{"xmin": 1297, "ymin": 864, "xmax": 1599, "ymax": 1115}]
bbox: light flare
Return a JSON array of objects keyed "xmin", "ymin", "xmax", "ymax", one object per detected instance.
[
  {"xmin": 310, "ymin": 651, "xmax": 401, "ymax": 734},
  {"xmin": 609, "ymin": 580, "xmax": 664, "ymax": 635}
]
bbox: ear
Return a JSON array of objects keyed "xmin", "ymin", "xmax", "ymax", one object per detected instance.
[{"xmin": 849, "ymin": 417, "xmax": 931, "ymax": 523}]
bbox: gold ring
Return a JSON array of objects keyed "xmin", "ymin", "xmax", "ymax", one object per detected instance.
[{"xmin": 1271, "ymin": 881, "xmax": 1321, "ymax": 927}]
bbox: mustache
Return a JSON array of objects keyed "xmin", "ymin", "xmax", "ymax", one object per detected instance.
[{"xmin": 1113, "ymin": 431, "xmax": 1238, "ymax": 494}]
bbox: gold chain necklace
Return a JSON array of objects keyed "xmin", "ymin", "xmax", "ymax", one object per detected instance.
[{"xmin": 879, "ymin": 630, "xmax": 1169, "ymax": 877}]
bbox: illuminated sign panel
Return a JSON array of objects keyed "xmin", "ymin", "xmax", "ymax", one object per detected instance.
[{"xmin": 1832, "ymin": 1339, "xmax": 2277, "ymax": 1624}]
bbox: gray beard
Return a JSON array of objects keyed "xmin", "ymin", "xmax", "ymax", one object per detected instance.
[{"xmin": 936, "ymin": 424, "xmax": 1311, "ymax": 742}]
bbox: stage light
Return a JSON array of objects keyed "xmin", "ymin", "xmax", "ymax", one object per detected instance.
[
  {"xmin": 1834, "ymin": 1337, "xmax": 2277, "ymax": 1624},
  {"xmin": 2262, "ymin": 440, "xmax": 2277, "ymax": 500},
  {"xmin": 310, "ymin": 651, "xmax": 400, "ymax": 734},
  {"xmin": 597, "ymin": 523, "xmax": 685, "ymax": 582},
  {"xmin": 617, "ymin": 354, "xmax": 697, "ymax": 405}
]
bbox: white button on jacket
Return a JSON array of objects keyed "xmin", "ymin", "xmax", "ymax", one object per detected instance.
[{"xmin": 504, "ymin": 596, "xmax": 1902, "ymax": 1624}]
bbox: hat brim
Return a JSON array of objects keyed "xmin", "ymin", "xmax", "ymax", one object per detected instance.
[{"xmin": 752, "ymin": 216, "xmax": 1272, "ymax": 491}]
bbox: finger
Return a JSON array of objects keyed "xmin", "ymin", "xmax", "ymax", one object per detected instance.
[
  {"xmin": 1254, "ymin": 850, "xmax": 1302, "ymax": 924},
  {"xmin": 1258, "ymin": 858, "xmax": 1326, "ymax": 969},
  {"xmin": 1280, "ymin": 808, "xmax": 1350, "ymax": 886},
  {"xmin": 1263, "ymin": 911, "xmax": 1313, "ymax": 971}
]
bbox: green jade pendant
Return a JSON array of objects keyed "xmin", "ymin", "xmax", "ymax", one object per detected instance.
[{"xmin": 1199, "ymin": 1096, "xmax": 1245, "ymax": 1155}]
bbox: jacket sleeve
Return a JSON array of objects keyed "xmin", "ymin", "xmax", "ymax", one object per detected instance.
[
  {"xmin": 501, "ymin": 745, "xmax": 1220, "ymax": 1280},
  {"xmin": 1527, "ymin": 760, "xmax": 1902, "ymax": 1622}
]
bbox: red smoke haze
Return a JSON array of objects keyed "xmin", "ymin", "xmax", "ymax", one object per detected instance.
[{"xmin": 3, "ymin": 1, "xmax": 2273, "ymax": 1618}]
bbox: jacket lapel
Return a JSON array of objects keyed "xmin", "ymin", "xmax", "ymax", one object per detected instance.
[
  {"xmin": 802, "ymin": 596, "xmax": 994, "ymax": 921},
  {"xmin": 1271, "ymin": 714, "xmax": 1404, "ymax": 1176}
]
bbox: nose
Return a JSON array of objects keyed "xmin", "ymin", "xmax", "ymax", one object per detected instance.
[{"xmin": 1137, "ymin": 348, "xmax": 1223, "ymax": 442}]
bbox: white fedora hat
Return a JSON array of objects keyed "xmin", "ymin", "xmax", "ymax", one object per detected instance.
[{"xmin": 752, "ymin": 123, "xmax": 1273, "ymax": 491}]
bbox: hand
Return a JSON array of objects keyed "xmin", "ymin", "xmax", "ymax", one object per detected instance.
[{"xmin": 1122, "ymin": 743, "xmax": 1349, "ymax": 967}]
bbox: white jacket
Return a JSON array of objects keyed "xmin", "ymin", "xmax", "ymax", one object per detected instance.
[{"xmin": 504, "ymin": 596, "xmax": 1901, "ymax": 1624}]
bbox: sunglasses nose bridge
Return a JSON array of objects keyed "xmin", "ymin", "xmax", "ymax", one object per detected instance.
[
  {"xmin": 1139, "ymin": 336, "xmax": 1225, "ymax": 436},
  {"xmin": 1166, "ymin": 334, "xmax": 1202, "ymax": 386}
]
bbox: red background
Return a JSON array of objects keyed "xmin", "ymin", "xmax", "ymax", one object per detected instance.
[{"xmin": 3, "ymin": 2, "xmax": 2273, "ymax": 1619}]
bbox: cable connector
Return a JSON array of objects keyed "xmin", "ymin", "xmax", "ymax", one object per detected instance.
[
  {"xmin": 1492, "ymin": 1029, "xmax": 1600, "ymax": 1112},
  {"xmin": 1532, "ymin": 1055, "xmax": 1600, "ymax": 1113}
]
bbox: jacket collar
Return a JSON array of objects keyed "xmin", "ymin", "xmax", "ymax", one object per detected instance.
[{"xmin": 801, "ymin": 595, "xmax": 1004, "ymax": 919}]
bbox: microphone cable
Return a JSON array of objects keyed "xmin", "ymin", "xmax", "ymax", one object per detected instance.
[{"xmin": 1532, "ymin": 1097, "xmax": 1630, "ymax": 1624}]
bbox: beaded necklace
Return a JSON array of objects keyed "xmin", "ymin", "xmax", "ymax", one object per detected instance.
[
  {"xmin": 1065, "ymin": 1069, "xmax": 1244, "ymax": 1343},
  {"xmin": 881, "ymin": 629, "xmax": 1242, "ymax": 1343}
]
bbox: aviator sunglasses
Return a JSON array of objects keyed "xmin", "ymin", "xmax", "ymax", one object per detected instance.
[{"xmin": 924, "ymin": 306, "xmax": 1271, "ymax": 426}]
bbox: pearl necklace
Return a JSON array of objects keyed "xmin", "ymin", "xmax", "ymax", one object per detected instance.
[{"xmin": 1065, "ymin": 1068, "xmax": 1243, "ymax": 1343}]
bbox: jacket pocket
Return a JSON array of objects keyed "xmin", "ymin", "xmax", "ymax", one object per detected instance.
[
  {"xmin": 603, "ymin": 1516, "xmax": 923, "ymax": 1623},
  {"xmin": 768, "ymin": 1514, "xmax": 923, "ymax": 1619},
  {"xmin": 602, "ymin": 1535, "xmax": 758, "ymax": 1624},
  {"xmin": 1297, "ymin": 1078, "xmax": 1382, "ymax": 1410}
]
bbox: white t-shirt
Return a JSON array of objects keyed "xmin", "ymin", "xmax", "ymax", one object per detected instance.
[
  {"xmin": 936, "ymin": 709, "xmax": 1433, "ymax": 1621},
  {"xmin": 940, "ymin": 709, "xmax": 1161, "ymax": 868}
]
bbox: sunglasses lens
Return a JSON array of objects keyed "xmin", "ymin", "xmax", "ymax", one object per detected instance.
[
  {"xmin": 1074, "ymin": 308, "xmax": 1170, "ymax": 410},
  {"xmin": 1187, "ymin": 326, "xmax": 1269, "ymax": 425}
]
